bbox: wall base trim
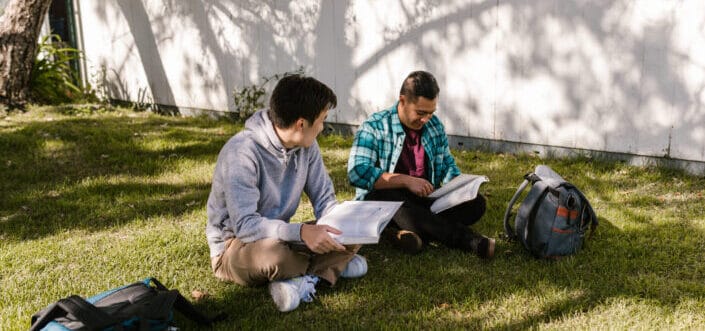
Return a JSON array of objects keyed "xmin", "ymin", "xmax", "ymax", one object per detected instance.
[{"xmin": 325, "ymin": 122, "xmax": 705, "ymax": 176}]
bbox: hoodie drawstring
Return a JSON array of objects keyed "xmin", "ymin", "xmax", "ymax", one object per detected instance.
[{"xmin": 281, "ymin": 150, "xmax": 298, "ymax": 171}]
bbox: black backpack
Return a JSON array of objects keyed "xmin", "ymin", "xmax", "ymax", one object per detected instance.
[
  {"xmin": 503, "ymin": 165, "xmax": 598, "ymax": 259},
  {"xmin": 30, "ymin": 277, "xmax": 224, "ymax": 331}
]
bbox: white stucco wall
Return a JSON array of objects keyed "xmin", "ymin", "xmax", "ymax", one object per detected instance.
[{"xmin": 75, "ymin": 0, "xmax": 705, "ymax": 164}]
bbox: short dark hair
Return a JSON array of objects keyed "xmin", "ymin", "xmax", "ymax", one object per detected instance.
[
  {"xmin": 399, "ymin": 71, "xmax": 440, "ymax": 102},
  {"xmin": 269, "ymin": 74, "xmax": 337, "ymax": 128}
]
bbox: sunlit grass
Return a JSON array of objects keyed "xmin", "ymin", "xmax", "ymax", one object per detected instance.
[{"xmin": 1, "ymin": 105, "xmax": 705, "ymax": 330}]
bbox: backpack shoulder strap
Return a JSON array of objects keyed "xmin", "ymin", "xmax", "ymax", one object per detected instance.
[
  {"xmin": 173, "ymin": 292, "xmax": 227, "ymax": 325},
  {"xmin": 514, "ymin": 180, "xmax": 551, "ymax": 248},
  {"xmin": 503, "ymin": 179, "xmax": 530, "ymax": 240},
  {"xmin": 147, "ymin": 278, "xmax": 227, "ymax": 325},
  {"xmin": 30, "ymin": 295, "xmax": 122, "ymax": 331},
  {"xmin": 503, "ymin": 172, "xmax": 543, "ymax": 240},
  {"xmin": 30, "ymin": 302, "xmax": 64, "ymax": 331}
]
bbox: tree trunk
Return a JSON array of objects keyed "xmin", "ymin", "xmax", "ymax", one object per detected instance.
[{"xmin": 0, "ymin": 0, "xmax": 53, "ymax": 109}]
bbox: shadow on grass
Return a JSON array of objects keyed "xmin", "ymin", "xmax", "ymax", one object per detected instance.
[
  {"xmin": 1, "ymin": 182, "xmax": 211, "ymax": 240},
  {"xmin": 0, "ymin": 113, "xmax": 238, "ymax": 240}
]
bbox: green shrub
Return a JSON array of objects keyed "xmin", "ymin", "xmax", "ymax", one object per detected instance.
[
  {"xmin": 232, "ymin": 66, "xmax": 305, "ymax": 118},
  {"xmin": 29, "ymin": 34, "xmax": 96, "ymax": 105}
]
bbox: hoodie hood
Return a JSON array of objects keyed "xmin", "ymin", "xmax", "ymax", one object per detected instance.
[{"xmin": 246, "ymin": 109, "xmax": 300, "ymax": 166}]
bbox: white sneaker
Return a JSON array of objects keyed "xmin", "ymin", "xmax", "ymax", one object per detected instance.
[
  {"xmin": 269, "ymin": 275, "xmax": 319, "ymax": 312},
  {"xmin": 340, "ymin": 254, "xmax": 367, "ymax": 278}
]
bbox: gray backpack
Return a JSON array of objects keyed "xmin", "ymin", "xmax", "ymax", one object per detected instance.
[{"xmin": 503, "ymin": 165, "xmax": 598, "ymax": 259}]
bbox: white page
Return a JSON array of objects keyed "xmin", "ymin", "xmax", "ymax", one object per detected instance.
[
  {"xmin": 316, "ymin": 201, "xmax": 403, "ymax": 244},
  {"xmin": 428, "ymin": 174, "xmax": 486, "ymax": 199},
  {"xmin": 429, "ymin": 175, "xmax": 488, "ymax": 214}
]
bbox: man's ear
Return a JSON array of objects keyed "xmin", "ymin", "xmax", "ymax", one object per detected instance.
[
  {"xmin": 398, "ymin": 95, "xmax": 406, "ymax": 106},
  {"xmin": 295, "ymin": 118, "xmax": 306, "ymax": 130}
]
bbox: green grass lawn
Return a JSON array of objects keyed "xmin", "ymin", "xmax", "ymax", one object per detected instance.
[{"xmin": 2, "ymin": 105, "xmax": 705, "ymax": 330}]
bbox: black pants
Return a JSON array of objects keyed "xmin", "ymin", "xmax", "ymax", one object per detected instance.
[{"xmin": 365, "ymin": 189, "xmax": 487, "ymax": 252}]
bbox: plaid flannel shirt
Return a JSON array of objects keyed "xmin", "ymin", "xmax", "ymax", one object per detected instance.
[{"xmin": 347, "ymin": 102, "xmax": 461, "ymax": 200}]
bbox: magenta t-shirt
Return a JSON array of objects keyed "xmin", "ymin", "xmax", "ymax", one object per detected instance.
[{"xmin": 394, "ymin": 126, "xmax": 426, "ymax": 178}]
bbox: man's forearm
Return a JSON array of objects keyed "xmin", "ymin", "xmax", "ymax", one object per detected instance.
[
  {"xmin": 373, "ymin": 172, "xmax": 411, "ymax": 190},
  {"xmin": 373, "ymin": 172, "xmax": 435, "ymax": 197}
]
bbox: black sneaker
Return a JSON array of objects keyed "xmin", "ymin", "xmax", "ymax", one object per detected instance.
[
  {"xmin": 383, "ymin": 227, "xmax": 424, "ymax": 254},
  {"xmin": 476, "ymin": 237, "xmax": 495, "ymax": 259}
]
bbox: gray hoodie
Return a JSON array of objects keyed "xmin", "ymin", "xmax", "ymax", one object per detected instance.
[{"xmin": 205, "ymin": 109, "xmax": 337, "ymax": 257}]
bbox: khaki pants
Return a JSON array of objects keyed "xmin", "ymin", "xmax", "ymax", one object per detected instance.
[{"xmin": 211, "ymin": 237, "xmax": 360, "ymax": 286}]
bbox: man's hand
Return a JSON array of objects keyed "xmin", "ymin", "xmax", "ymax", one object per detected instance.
[
  {"xmin": 301, "ymin": 223, "xmax": 346, "ymax": 254},
  {"xmin": 405, "ymin": 176, "xmax": 434, "ymax": 197}
]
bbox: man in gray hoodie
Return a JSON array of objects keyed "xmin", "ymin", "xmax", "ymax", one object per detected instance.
[{"xmin": 206, "ymin": 75, "xmax": 367, "ymax": 312}]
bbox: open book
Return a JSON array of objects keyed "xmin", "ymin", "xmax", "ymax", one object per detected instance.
[
  {"xmin": 316, "ymin": 201, "xmax": 403, "ymax": 245},
  {"xmin": 427, "ymin": 174, "xmax": 489, "ymax": 214}
]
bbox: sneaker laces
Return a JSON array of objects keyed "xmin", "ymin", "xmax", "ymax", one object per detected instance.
[{"xmin": 298, "ymin": 275, "xmax": 319, "ymax": 303}]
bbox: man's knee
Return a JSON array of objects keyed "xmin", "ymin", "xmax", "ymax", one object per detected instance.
[
  {"xmin": 474, "ymin": 194, "xmax": 487, "ymax": 215},
  {"xmin": 254, "ymin": 238, "xmax": 303, "ymax": 266},
  {"xmin": 223, "ymin": 238, "xmax": 300, "ymax": 267},
  {"xmin": 215, "ymin": 238, "xmax": 306, "ymax": 285},
  {"xmin": 460, "ymin": 194, "xmax": 487, "ymax": 225}
]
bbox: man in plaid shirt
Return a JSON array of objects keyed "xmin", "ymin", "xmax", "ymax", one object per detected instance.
[{"xmin": 347, "ymin": 71, "xmax": 495, "ymax": 258}]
